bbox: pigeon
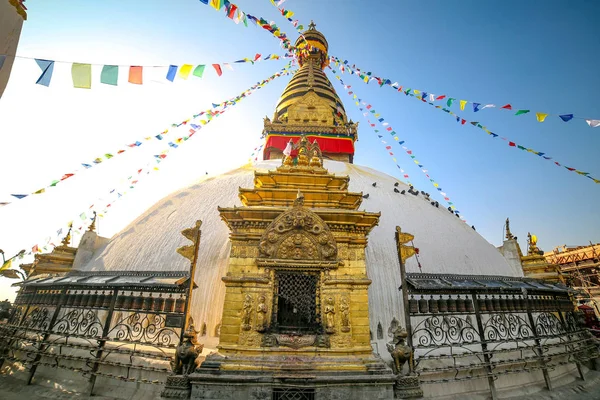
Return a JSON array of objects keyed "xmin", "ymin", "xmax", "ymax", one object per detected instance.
[
  {"xmin": 471, "ymin": 225, "xmax": 476, "ymax": 230},
  {"xmin": 400, "ymin": 190, "xmax": 406, "ymax": 194},
  {"xmin": 435, "ymin": 201, "xmax": 439, "ymax": 208},
  {"xmin": 394, "ymin": 188, "xmax": 400, "ymax": 193},
  {"xmin": 448, "ymin": 206, "xmax": 453, "ymax": 212},
  {"xmin": 394, "ymin": 182, "xmax": 399, "ymax": 187},
  {"xmin": 414, "ymin": 191, "xmax": 419, "ymax": 196},
  {"xmin": 431, "ymin": 201, "xmax": 435, "ymax": 206},
  {"xmin": 362, "ymin": 193, "xmax": 370, "ymax": 199},
  {"xmin": 372, "ymin": 182, "xmax": 377, "ymax": 187},
  {"xmin": 205, "ymin": 172, "xmax": 208, "ymax": 175},
  {"xmin": 456, "ymin": 214, "xmax": 460, "ymax": 218}
]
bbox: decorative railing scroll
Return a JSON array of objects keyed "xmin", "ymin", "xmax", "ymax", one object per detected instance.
[{"xmin": 107, "ymin": 312, "xmax": 179, "ymax": 347}]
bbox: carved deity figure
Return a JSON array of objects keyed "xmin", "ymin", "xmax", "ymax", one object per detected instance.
[
  {"xmin": 386, "ymin": 324, "xmax": 412, "ymax": 376},
  {"xmin": 297, "ymin": 146, "xmax": 309, "ymax": 166},
  {"xmin": 256, "ymin": 295, "xmax": 267, "ymax": 332},
  {"xmin": 324, "ymin": 296, "xmax": 336, "ymax": 333},
  {"xmin": 340, "ymin": 297, "xmax": 350, "ymax": 333},
  {"xmin": 172, "ymin": 324, "xmax": 203, "ymax": 375},
  {"xmin": 241, "ymin": 294, "xmax": 253, "ymax": 331}
]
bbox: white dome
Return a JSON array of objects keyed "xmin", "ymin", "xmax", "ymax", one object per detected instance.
[{"xmin": 80, "ymin": 160, "xmax": 521, "ymax": 342}]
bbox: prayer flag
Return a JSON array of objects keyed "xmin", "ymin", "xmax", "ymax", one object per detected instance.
[
  {"xmin": 436, "ymin": 95, "xmax": 446, "ymax": 100},
  {"xmin": 559, "ymin": 114, "xmax": 573, "ymax": 122},
  {"xmin": 227, "ymin": 4, "xmax": 238, "ymax": 18},
  {"xmin": 166, "ymin": 65, "xmax": 178, "ymax": 82},
  {"xmin": 459, "ymin": 100, "xmax": 467, "ymax": 110},
  {"xmin": 212, "ymin": 64, "xmax": 222, "ymax": 76},
  {"xmin": 515, "ymin": 109, "xmax": 530, "ymax": 116},
  {"xmin": 11, "ymin": 194, "xmax": 27, "ymax": 199},
  {"xmin": 35, "ymin": 59, "xmax": 55, "ymax": 86},
  {"xmin": 210, "ymin": 0, "xmax": 223, "ymax": 10},
  {"xmin": 447, "ymin": 98, "xmax": 455, "ymax": 107},
  {"xmin": 199, "ymin": 0, "xmax": 209, "ymax": 4},
  {"xmin": 33, "ymin": 188, "xmax": 45, "ymax": 194},
  {"xmin": 586, "ymin": 119, "xmax": 600, "ymax": 128},
  {"xmin": 482, "ymin": 104, "xmax": 495, "ymax": 110},
  {"xmin": 501, "ymin": 104, "xmax": 512, "ymax": 110},
  {"xmin": 128, "ymin": 66, "xmax": 143, "ymax": 84},
  {"xmin": 509, "ymin": 142, "xmax": 516, "ymax": 147},
  {"xmin": 536, "ymin": 112, "xmax": 548, "ymax": 122},
  {"xmin": 179, "ymin": 64, "xmax": 193, "ymax": 79},
  {"xmin": 473, "ymin": 103, "xmax": 481, "ymax": 112},
  {"xmin": 101, "ymin": 65, "xmax": 118, "ymax": 85},
  {"xmin": 223, "ymin": 63, "xmax": 233, "ymax": 71},
  {"xmin": 193, "ymin": 65, "xmax": 206, "ymax": 78},
  {"xmin": 72, "ymin": 63, "xmax": 92, "ymax": 89},
  {"xmin": 32, "ymin": 245, "xmax": 39, "ymax": 253}
]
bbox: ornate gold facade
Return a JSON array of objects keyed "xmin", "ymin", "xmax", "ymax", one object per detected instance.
[{"xmin": 213, "ymin": 136, "xmax": 384, "ymax": 373}]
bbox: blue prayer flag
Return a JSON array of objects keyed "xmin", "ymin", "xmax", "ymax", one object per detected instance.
[
  {"xmin": 166, "ymin": 65, "xmax": 178, "ymax": 82},
  {"xmin": 35, "ymin": 59, "xmax": 55, "ymax": 86}
]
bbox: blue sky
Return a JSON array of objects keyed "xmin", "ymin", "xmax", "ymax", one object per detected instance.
[{"xmin": 0, "ymin": 0, "xmax": 599, "ymax": 297}]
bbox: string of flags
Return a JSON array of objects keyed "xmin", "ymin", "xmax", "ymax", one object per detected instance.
[
  {"xmin": 198, "ymin": 0, "xmax": 307, "ymax": 56},
  {"xmin": 334, "ymin": 57, "xmax": 600, "ymax": 185},
  {"xmin": 2, "ymin": 64, "xmax": 294, "ymax": 207},
  {"xmin": 331, "ymin": 71, "xmax": 464, "ymax": 217},
  {"xmin": 0, "ymin": 52, "xmax": 287, "ymax": 88},
  {"xmin": 268, "ymin": 0, "xmax": 307, "ymax": 35},
  {"xmin": 249, "ymin": 143, "xmax": 265, "ymax": 163},
  {"xmin": 329, "ymin": 56, "xmax": 600, "ymax": 128},
  {"xmin": 7, "ymin": 65, "xmax": 294, "ymax": 265}
]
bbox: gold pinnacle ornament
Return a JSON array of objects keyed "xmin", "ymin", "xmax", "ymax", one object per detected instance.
[
  {"xmin": 177, "ymin": 220, "xmax": 203, "ymax": 261},
  {"xmin": 395, "ymin": 226, "xmax": 416, "ymax": 264}
]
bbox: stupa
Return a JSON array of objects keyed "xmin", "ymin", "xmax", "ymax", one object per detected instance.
[{"xmin": 3, "ymin": 22, "xmax": 596, "ymax": 400}]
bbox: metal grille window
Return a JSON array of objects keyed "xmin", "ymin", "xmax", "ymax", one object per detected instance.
[
  {"xmin": 272, "ymin": 387, "xmax": 315, "ymax": 400},
  {"xmin": 272, "ymin": 271, "xmax": 319, "ymax": 333}
]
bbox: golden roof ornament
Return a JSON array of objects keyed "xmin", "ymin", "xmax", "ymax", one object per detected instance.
[
  {"xmin": 177, "ymin": 220, "xmax": 203, "ymax": 262},
  {"xmin": 505, "ymin": 218, "xmax": 514, "ymax": 240},
  {"xmin": 294, "ymin": 189, "xmax": 305, "ymax": 207},
  {"xmin": 527, "ymin": 232, "xmax": 541, "ymax": 255},
  {"xmin": 60, "ymin": 223, "xmax": 73, "ymax": 247},
  {"xmin": 87, "ymin": 211, "xmax": 97, "ymax": 232},
  {"xmin": 395, "ymin": 226, "xmax": 416, "ymax": 264},
  {"xmin": 308, "ymin": 20, "xmax": 316, "ymax": 30}
]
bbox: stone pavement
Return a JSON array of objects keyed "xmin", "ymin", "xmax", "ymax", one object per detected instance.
[{"xmin": 0, "ymin": 371, "xmax": 599, "ymax": 399}]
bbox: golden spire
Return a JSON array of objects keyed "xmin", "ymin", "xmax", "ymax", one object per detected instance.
[
  {"xmin": 60, "ymin": 223, "xmax": 73, "ymax": 247},
  {"xmin": 505, "ymin": 218, "xmax": 514, "ymax": 240},
  {"xmin": 527, "ymin": 232, "xmax": 541, "ymax": 255},
  {"xmin": 308, "ymin": 20, "xmax": 316, "ymax": 30},
  {"xmin": 87, "ymin": 211, "xmax": 97, "ymax": 232}
]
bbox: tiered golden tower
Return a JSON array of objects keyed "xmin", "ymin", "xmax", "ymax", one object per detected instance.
[{"xmin": 262, "ymin": 22, "xmax": 358, "ymax": 163}]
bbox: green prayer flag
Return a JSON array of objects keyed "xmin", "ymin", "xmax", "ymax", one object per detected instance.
[
  {"xmin": 193, "ymin": 65, "xmax": 206, "ymax": 78},
  {"xmin": 50, "ymin": 180, "xmax": 60, "ymax": 187},
  {"xmin": 447, "ymin": 98, "xmax": 455, "ymax": 107},
  {"xmin": 515, "ymin": 109, "xmax": 530, "ymax": 116},
  {"xmin": 72, "ymin": 63, "xmax": 92, "ymax": 89},
  {"xmin": 101, "ymin": 65, "xmax": 118, "ymax": 86}
]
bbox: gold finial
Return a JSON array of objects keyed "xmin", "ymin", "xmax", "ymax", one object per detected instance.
[
  {"xmin": 395, "ymin": 226, "xmax": 416, "ymax": 263},
  {"xmin": 293, "ymin": 189, "xmax": 305, "ymax": 207},
  {"xmin": 308, "ymin": 20, "xmax": 316, "ymax": 30},
  {"xmin": 505, "ymin": 218, "xmax": 514, "ymax": 240},
  {"xmin": 60, "ymin": 223, "xmax": 73, "ymax": 247},
  {"xmin": 88, "ymin": 211, "xmax": 97, "ymax": 232},
  {"xmin": 527, "ymin": 232, "xmax": 541, "ymax": 255}
]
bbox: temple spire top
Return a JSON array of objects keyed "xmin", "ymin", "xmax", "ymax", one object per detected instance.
[{"xmin": 60, "ymin": 223, "xmax": 73, "ymax": 247}]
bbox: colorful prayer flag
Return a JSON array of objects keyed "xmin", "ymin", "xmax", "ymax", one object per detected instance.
[
  {"xmin": 586, "ymin": 119, "xmax": 600, "ymax": 128},
  {"xmin": 536, "ymin": 112, "xmax": 548, "ymax": 122},
  {"xmin": 0, "ymin": 259, "xmax": 12, "ymax": 272},
  {"xmin": 515, "ymin": 109, "xmax": 530, "ymax": 116},
  {"xmin": 101, "ymin": 65, "xmax": 118, "ymax": 85},
  {"xmin": 128, "ymin": 66, "xmax": 143, "ymax": 84},
  {"xmin": 166, "ymin": 65, "xmax": 178, "ymax": 82},
  {"xmin": 459, "ymin": 100, "xmax": 467, "ymax": 110},
  {"xmin": 35, "ymin": 59, "xmax": 55, "ymax": 86},
  {"xmin": 212, "ymin": 64, "xmax": 222, "ymax": 76},
  {"xmin": 209, "ymin": 0, "xmax": 223, "ymax": 10},
  {"xmin": 179, "ymin": 64, "xmax": 193, "ymax": 79},
  {"xmin": 473, "ymin": 103, "xmax": 481, "ymax": 112},
  {"xmin": 71, "ymin": 63, "xmax": 92, "ymax": 89},
  {"xmin": 193, "ymin": 65, "xmax": 206, "ymax": 78},
  {"xmin": 559, "ymin": 114, "xmax": 573, "ymax": 122},
  {"xmin": 501, "ymin": 104, "xmax": 512, "ymax": 110}
]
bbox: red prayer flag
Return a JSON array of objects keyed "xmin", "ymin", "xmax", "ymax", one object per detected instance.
[
  {"xmin": 61, "ymin": 173, "xmax": 74, "ymax": 180},
  {"xmin": 227, "ymin": 4, "xmax": 238, "ymax": 19},
  {"xmin": 566, "ymin": 167, "xmax": 576, "ymax": 171},
  {"xmin": 436, "ymin": 95, "xmax": 446, "ymax": 100},
  {"xmin": 128, "ymin": 66, "xmax": 143, "ymax": 84},
  {"xmin": 509, "ymin": 142, "xmax": 516, "ymax": 147},
  {"xmin": 385, "ymin": 146, "xmax": 392, "ymax": 150},
  {"xmin": 501, "ymin": 104, "xmax": 512, "ymax": 110},
  {"xmin": 386, "ymin": 127, "xmax": 393, "ymax": 131},
  {"xmin": 212, "ymin": 64, "xmax": 222, "ymax": 76},
  {"xmin": 254, "ymin": 53, "xmax": 262, "ymax": 61},
  {"xmin": 117, "ymin": 150, "xmax": 125, "ymax": 154},
  {"xmin": 32, "ymin": 245, "xmax": 39, "ymax": 253},
  {"xmin": 407, "ymin": 151, "xmax": 412, "ymax": 155},
  {"xmin": 461, "ymin": 119, "xmax": 466, "ymax": 125}
]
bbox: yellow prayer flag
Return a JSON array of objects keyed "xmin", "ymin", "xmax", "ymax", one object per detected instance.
[
  {"xmin": 459, "ymin": 100, "xmax": 467, "ymax": 110},
  {"xmin": 363, "ymin": 76, "xmax": 369, "ymax": 83},
  {"xmin": 34, "ymin": 188, "xmax": 45, "ymax": 194},
  {"xmin": 433, "ymin": 183, "xmax": 439, "ymax": 187},
  {"xmin": 394, "ymin": 137, "xmax": 399, "ymax": 141},
  {"xmin": 179, "ymin": 64, "xmax": 193, "ymax": 80},
  {"xmin": 210, "ymin": 0, "xmax": 223, "ymax": 10},
  {"xmin": 413, "ymin": 90, "xmax": 420, "ymax": 95},
  {"xmin": 0, "ymin": 259, "xmax": 11, "ymax": 271},
  {"xmin": 72, "ymin": 63, "xmax": 92, "ymax": 89},
  {"xmin": 392, "ymin": 158, "xmax": 397, "ymax": 162},
  {"xmin": 536, "ymin": 112, "xmax": 548, "ymax": 122}
]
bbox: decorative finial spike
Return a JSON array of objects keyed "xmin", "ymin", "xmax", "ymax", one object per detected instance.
[
  {"xmin": 308, "ymin": 20, "xmax": 316, "ymax": 30},
  {"xmin": 61, "ymin": 223, "xmax": 73, "ymax": 247},
  {"xmin": 505, "ymin": 217, "xmax": 514, "ymax": 240},
  {"xmin": 88, "ymin": 211, "xmax": 97, "ymax": 232}
]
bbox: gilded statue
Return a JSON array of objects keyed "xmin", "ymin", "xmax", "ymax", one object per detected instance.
[
  {"xmin": 297, "ymin": 146, "xmax": 309, "ymax": 166},
  {"xmin": 241, "ymin": 294, "xmax": 253, "ymax": 331},
  {"xmin": 256, "ymin": 295, "xmax": 267, "ymax": 332},
  {"xmin": 340, "ymin": 296, "xmax": 350, "ymax": 333},
  {"xmin": 386, "ymin": 324, "xmax": 412, "ymax": 376},
  {"xmin": 527, "ymin": 232, "xmax": 543, "ymax": 255},
  {"xmin": 325, "ymin": 296, "xmax": 336, "ymax": 333}
]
